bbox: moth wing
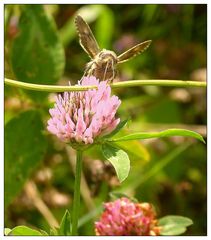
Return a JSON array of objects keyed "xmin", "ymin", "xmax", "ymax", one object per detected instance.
[
  {"xmin": 117, "ymin": 40, "xmax": 152, "ymax": 63},
  {"xmin": 75, "ymin": 15, "xmax": 101, "ymax": 59}
]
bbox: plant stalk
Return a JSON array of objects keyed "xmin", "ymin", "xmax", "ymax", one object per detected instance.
[{"xmin": 71, "ymin": 150, "xmax": 83, "ymax": 236}]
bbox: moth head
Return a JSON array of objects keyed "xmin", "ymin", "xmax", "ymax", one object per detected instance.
[{"xmin": 97, "ymin": 50, "xmax": 118, "ymax": 65}]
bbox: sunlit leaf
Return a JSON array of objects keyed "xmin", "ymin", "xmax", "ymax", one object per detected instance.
[
  {"xmin": 115, "ymin": 140, "xmax": 150, "ymax": 162},
  {"xmin": 104, "ymin": 123, "xmax": 150, "ymax": 162},
  {"xmin": 109, "ymin": 129, "xmax": 205, "ymax": 143},
  {"xmin": 102, "ymin": 143, "xmax": 130, "ymax": 182},
  {"xmin": 4, "ymin": 228, "xmax": 12, "ymax": 236},
  {"xmin": 5, "ymin": 110, "xmax": 47, "ymax": 208},
  {"xmin": 9, "ymin": 226, "xmax": 44, "ymax": 236},
  {"xmin": 158, "ymin": 215, "xmax": 193, "ymax": 235}
]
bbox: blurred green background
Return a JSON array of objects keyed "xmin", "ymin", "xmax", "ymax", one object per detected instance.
[{"xmin": 4, "ymin": 4, "xmax": 206, "ymax": 236}]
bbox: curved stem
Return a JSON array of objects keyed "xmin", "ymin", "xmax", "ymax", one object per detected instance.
[
  {"xmin": 111, "ymin": 79, "xmax": 206, "ymax": 88},
  {"xmin": 71, "ymin": 150, "xmax": 83, "ymax": 236},
  {"xmin": 4, "ymin": 78, "xmax": 206, "ymax": 92},
  {"xmin": 4, "ymin": 78, "xmax": 97, "ymax": 92}
]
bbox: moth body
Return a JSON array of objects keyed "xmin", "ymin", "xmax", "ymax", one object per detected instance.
[{"xmin": 85, "ymin": 49, "xmax": 118, "ymax": 82}]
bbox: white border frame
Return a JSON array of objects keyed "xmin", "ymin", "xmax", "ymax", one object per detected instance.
[{"xmin": 1, "ymin": 1, "xmax": 209, "ymax": 239}]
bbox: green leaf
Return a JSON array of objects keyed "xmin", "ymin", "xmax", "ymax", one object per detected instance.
[
  {"xmin": 115, "ymin": 140, "xmax": 150, "ymax": 162},
  {"xmin": 109, "ymin": 128, "xmax": 205, "ymax": 143},
  {"xmin": 9, "ymin": 226, "xmax": 43, "ymax": 236},
  {"xmin": 58, "ymin": 210, "xmax": 71, "ymax": 236},
  {"xmin": 102, "ymin": 143, "xmax": 130, "ymax": 182},
  {"xmin": 5, "ymin": 110, "xmax": 47, "ymax": 208},
  {"xmin": 11, "ymin": 5, "xmax": 65, "ymax": 102},
  {"xmin": 105, "ymin": 126, "xmax": 150, "ymax": 162},
  {"xmin": 103, "ymin": 119, "xmax": 129, "ymax": 139},
  {"xmin": 158, "ymin": 215, "xmax": 193, "ymax": 236},
  {"xmin": 4, "ymin": 228, "xmax": 12, "ymax": 235},
  {"xmin": 50, "ymin": 228, "xmax": 58, "ymax": 236}
]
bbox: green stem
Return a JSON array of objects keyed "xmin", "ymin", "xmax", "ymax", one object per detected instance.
[
  {"xmin": 111, "ymin": 79, "xmax": 206, "ymax": 88},
  {"xmin": 71, "ymin": 150, "xmax": 83, "ymax": 236},
  {"xmin": 4, "ymin": 78, "xmax": 97, "ymax": 92},
  {"xmin": 4, "ymin": 78, "xmax": 206, "ymax": 92}
]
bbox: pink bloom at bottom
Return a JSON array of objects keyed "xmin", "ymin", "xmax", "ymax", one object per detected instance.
[
  {"xmin": 95, "ymin": 197, "xmax": 161, "ymax": 236},
  {"xmin": 47, "ymin": 76, "xmax": 121, "ymax": 145}
]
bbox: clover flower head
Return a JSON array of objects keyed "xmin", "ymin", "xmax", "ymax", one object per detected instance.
[
  {"xmin": 47, "ymin": 76, "xmax": 121, "ymax": 146},
  {"xmin": 95, "ymin": 197, "xmax": 161, "ymax": 236}
]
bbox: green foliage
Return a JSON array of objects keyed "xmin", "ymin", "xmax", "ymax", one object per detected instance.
[
  {"xmin": 11, "ymin": 5, "xmax": 65, "ymax": 102},
  {"xmin": 5, "ymin": 210, "xmax": 72, "ymax": 236},
  {"xmin": 114, "ymin": 139, "xmax": 150, "ymax": 162},
  {"xmin": 102, "ymin": 143, "xmax": 130, "ymax": 183},
  {"xmin": 109, "ymin": 128, "xmax": 205, "ymax": 143},
  {"xmin": 8, "ymin": 226, "xmax": 46, "ymax": 236},
  {"xmin": 4, "ymin": 4, "xmax": 206, "ymax": 236},
  {"xmin": 138, "ymin": 98, "xmax": 181, "ymax": 123},
  {"xmin": 5, "ymin": 110, "xmax": 47, "ymax": 208},
  {"xmin": 58, "ymin": 210, "xmax": 71, "ymax": 235},
  {"xmin": 119, "ymin": 142, "xmax": 191, "ymax": 191},
  {"xmin": 103, "ymin": 119, "xmax": 129, "ymax": 138},
  {"xmin": 4, "ymin": 228, "xmax": 12, "ymax": 235},
  {"xmin": 158, "ymin": 215, "xmax": 193, "ymax": 235}
]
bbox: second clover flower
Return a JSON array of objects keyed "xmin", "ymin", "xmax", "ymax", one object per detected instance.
[
  {"xmin": 47, "ymin": 76, "xmax": 121, "ymax": 146},
  {"xmin": 95, "ymin": 197, "xmax": 161, "ymax": 236}
]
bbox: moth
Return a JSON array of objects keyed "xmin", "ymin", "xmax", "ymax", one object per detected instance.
[{"xmin": 75, "ymin": 15, "xmax": 152, "ymax": 82}]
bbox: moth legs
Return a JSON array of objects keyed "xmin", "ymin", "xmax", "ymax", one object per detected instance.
[{"xmin": 102, "ymin": 58, "xmax": 115, "ymax": 83}]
